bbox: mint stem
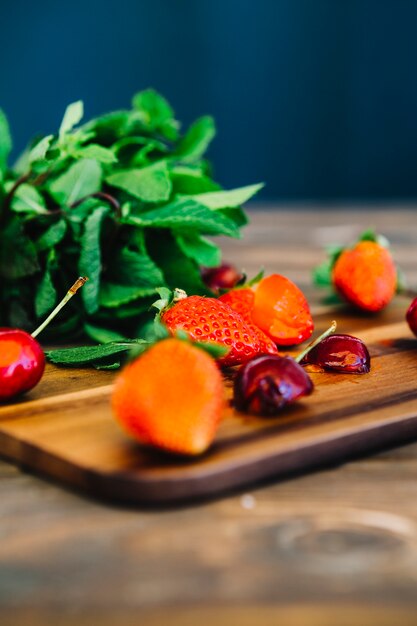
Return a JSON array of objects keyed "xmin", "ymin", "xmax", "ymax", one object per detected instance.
[
  {"xmin": 294, "ymin": 320, "xmax": 337, "ymax": 364},
  {"xmin": 31, "ymin": 277, "xmax": 88, "ymax": 339}
]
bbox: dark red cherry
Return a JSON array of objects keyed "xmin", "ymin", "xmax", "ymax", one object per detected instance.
[
  {"xmin": 406, "ymin": 297, "xmax": 417, "ymax": 337},
  {"xmin": 300, "ymin": 333, "xmax": 370, "ymax": 373},
  {"xmin": 202, "ymin": 262, "xmax": 243, "ymax": 292},
  {"xmin": 0, "ymin": 329, "xmax": 45, "ymax": 401},
  {"xmin": 233, "ymin": 354, "xmax": 314, "ymax": 416}
]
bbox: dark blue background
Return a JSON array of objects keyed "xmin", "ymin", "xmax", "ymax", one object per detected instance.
[{"xmin": 1, "ymin": 0, "xmax": 417, "ymax": 200}]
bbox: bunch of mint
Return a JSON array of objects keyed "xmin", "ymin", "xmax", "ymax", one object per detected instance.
[{"xmin": 0, "ymin": 89, "xmax": 262, "ymax": 342}]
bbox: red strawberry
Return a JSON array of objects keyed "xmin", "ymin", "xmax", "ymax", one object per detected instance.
[
  {"xmin": 332, "ymin": 240, "xmax": 397, "ymax": 312},
  {"xmin": 162, "ymin": 295, "xmax": 277, "ymax": 366},
  {"xmin": 219, "ymin": 289, "xmax": 279, "ymax": 356},
  {"xmin": 219, "ymin": 287, "xmax": 254, "ymax": 319}
]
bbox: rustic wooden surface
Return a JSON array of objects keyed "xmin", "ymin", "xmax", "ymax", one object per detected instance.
[
  {"xmin": 1, "ymin": 208, "xmax": 417, "ymax": 624},
  {"xmin": 2, "ymin": 320, "xmax": 417, "ymax": 505}
]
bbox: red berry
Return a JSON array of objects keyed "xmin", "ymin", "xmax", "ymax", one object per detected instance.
[
  {"xmin": 234, "ymin": 354, "xmax": 313, "ymax": 415},
  {"xmin": 202, "ymin": 263, "xmax": 243, "ymax": 292},
  {"xmin": 301, "ymin": 333, "xmax": 370, "ymax": 373},
  {"xmin": 251, "ymin": 274, "xmax": 314, "ymax": 346},
  {"xmin": 406, "ymin": 297, "xmax": 417, "ymax": 337},
  {"xmin": 332, "ymin": 241, "xmax": 397, "ymax": 312},
  {"xmin": 219, "ymin": 288, "xmax": 279, "ymax": 357},
  {"xmin": 0, "ymin": 329, "xmax": 45, "ymax": 401},
  {"xmin": 162, "ymin": 295, "xmax": 275, "ymax": 366}
]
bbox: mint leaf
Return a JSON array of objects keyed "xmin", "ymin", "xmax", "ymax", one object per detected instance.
[
  {"xmin": 59, "ymin": 100, "xmax": 84, "ymax": 139},
  {"xmin": 0, "ymin": 109, "xmax": 12, "ymax": 174},
  {"xmin": 74, "ymin": 144, "xmax": 117, "ymax": 164},
  {"xmin": 108, "ymin": 246, "xmax": 165, "ymax": 287},
  {"xmin": 84, "ymin": 322, "xmax": 127, "ymax": 343},
  {"xmin": 147, "ymin": 231, "xmax": 211, "ymax": 295},
  {"xmin": 106, "ymin": 161, "xmax": 171, "ymax": 203},
  {"xmin": 125, "ymin": 197, "xmax": 240, "ymax": 237},
  {"xmin": 220, "ymin": 206, "xmax": 249, "ymax": 228},
  {"xmin": 29, "ymin": 135, "xmax": 53, "ymax": 163},
  {"xmin": 0, "ymin": 219, "xmax": 39, "ymax": 279},
  {"xmin": 188, "ymin": 183, "xmax": 264, "ymax": 209},
  {"xmin": 100, "ymin": 283, "xmax": 158, "ymax": 307},
  {"xmin": 176, "ymin": 116, "xmax": 215, "ymax": 162},
  {"xmin": 79, "ymin": 205, "xmax": 109, "ymax": 314},
  {"xmin": 11, "ymin": 184, "xmax": 48, "ymax": 215},
  {"xmin": 171, "ymin": 166, "xmax": 221, "ymax": 194},
  {"xmin": 45, "ymin": 340, "xmax": 147, "ymax": 367},
  {"xmin": 176, "ymin": 232, "xmax": 221, "ymax": 268},
  {"xmin": 49, "ymin": 158, "xmax": 102, "ymax": 205},
  {"xmin": 36, "ymin": 219, "xmax": 67, "ymax": 251},
  {"xmin": 35, "ymin": 263, "xmax": 57, "ymax": 318},
  {"xmin": 132, "ymin": 88, "xmax": 179, "ymax": 140}
]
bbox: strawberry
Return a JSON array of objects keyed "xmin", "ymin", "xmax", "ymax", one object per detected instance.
[
  {"xmin": 225, "ymin": 274, "xmax": 313, "ymax": 346},
  {"xmin": 219, "ymin": 288, "xmax": 279, "ymax": 356},
  {"xmin": 332, "ymin": 240, "xmax": 397, "ymax": 312},
  {"xmin": 112, "ymin": 338, "xmax": 224, "ymax": 455},
  {"xmin": 161, "ymin": 295, "xmax": 277, "ymax": 366}
]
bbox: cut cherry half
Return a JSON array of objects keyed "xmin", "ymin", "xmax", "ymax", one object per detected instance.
[
  {"xmin": 233, "ymin": 354, "xmax": 314, "ymax": 416},
  {"xmin": 300, "ymin": 333, "xmax": 370, "ymax": 374}
]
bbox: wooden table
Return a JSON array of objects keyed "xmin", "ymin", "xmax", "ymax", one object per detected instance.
[{"xmin": 1, "ymin": 209, "xmax": 417, "ymax": 626}]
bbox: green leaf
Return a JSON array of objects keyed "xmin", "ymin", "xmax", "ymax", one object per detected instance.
[
  {"xmin": 0, "ymin": 108, "xmax": 12, "ymax": 174},
  {"xmin": 132, "ymin": 88, "xmax": 178, "ymax": 140},
  {"xmin": 78, "ymin": 205, "xmax": 109, "ymax": 314},
  {"xmin": 312, "ymin": 245, "xmax": 344, "ymax": 288},
  {"xmin": 11, "ymin": 184, "xmax": 48, "ymax": 215},
  {"xmin": 35, "ymin": 219, "xmax": 67, "ymax": 251},
  {"xmin": 147, "ymin": 231, "xmax": 211, "ymax": 295},
  {"xmin": 358, "ymin": 228, "xmax": 390, "ymax": 248},
  {"xmin": 35, "ymin": 264, "xmax": 57, "ymax": 318},
  {"xmin": 125, "ymin": 197, "xmax": 240, "ymax": 238},
  {"xmin": 188, "ymin": 183, "xmax": 264, "ymax": 209},
  {"xmin": 194, "ymin": 341, "xmax": 229, "ymax": 359},
  {"xmin": 106, "ymin": 161, "xmax": 171, "ymax": 203},
  {"xmin": 175, "ymin": 116, "xmax": 216, "ymax": 163},
  {"xmin": 59, "ymin": 100, "xmax": 84, "ymax": 139},
  {"xmin": 29, "ymin": 135, "xmax": 53, "ymax": 163},
  {"xmin": 94, "ymin": 361, "xmax": 121, "ymax": 370},
  {"xmin": 45, "ymin": 340, "xmax": 147, "ymax": 367},
  {"xmin": 74, "ymin": 144, "xmax": 117, "ymax": 164},
  {"xmin": 109, "ymin": 246, "xmax": 165, "ymax": 287},
  {"xmin": 176, "ymin": 232, "xmax": 221, "ymax": 268},
  {"xmin": 218, "ymin": 206, "xmax": 249, "ymax": 228},
  {"xmin": 100, "ymin": 282, "xmax": 158, "ymax": 307},
  {"xmin": 49, "ymin": 158, "xmax": 102, "ymax": 205},
  {"xmin": 171, "ymin": 166, "xmax": 221, "ymax": 194},
  {"xmin": 84, "ymin": 322, "xmax": 127, "ymax": 343},
  {"xmin": 0, "ymin": 219, "xmax": 40, "ymax": 279},
  {"xmin": 312, "ymin": 259, "xmax": 333, "ymax": 287}
]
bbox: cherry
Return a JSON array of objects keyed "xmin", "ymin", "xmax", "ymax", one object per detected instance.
[
  {"xmin": 406, "ymin": 297, "xmax": 417, "ymax": 337},
  {"xmin": 0, "ymin": 329, "xmax": 45, "ymax": 400},
  {"xmin": 202, "ymin": 262, "xmax": 243, "ymax": 292},
  {"xmin": 300, "ymin": 333, "xmax": 371, "ymax": 374},
  {"xmin": 0, "ymin": 277, "xmax": 87, "ymax": 402},
  {"xmin": 234, "ymin": 354, "xmax": 313, "ymax": 416}
]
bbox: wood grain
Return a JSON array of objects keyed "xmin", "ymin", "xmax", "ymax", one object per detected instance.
[
  {"xmin": 1, "ymin": 209, "xmax": 417, "ymax": 624},
  {"xmin": 1, "ymin": 316, "xmax": 417, "ymax": 504}
]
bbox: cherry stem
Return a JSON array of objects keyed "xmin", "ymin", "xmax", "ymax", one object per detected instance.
[
  {"xmin": 294, "ymin": 320, "xmax": 337, "ymax": 364},
  {"xmin": 31, "ymin": 277, "xmax": 88, "ymax": 339}
]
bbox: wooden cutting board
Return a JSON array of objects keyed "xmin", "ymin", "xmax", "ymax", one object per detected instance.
[{"xmin": 1, "ymin": 314, "xmax": 417, "ymax": 504}]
